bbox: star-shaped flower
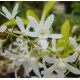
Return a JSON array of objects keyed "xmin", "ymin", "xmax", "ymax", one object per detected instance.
[
  {"xmin": 26, "ymin": 13, "xmax": 62, "ymax": 50},
  {"xmin": 4, "ymin": 50, "xmax": 41, "ymax": 77},
  {"xmin": 42, "ymin": 53, "xmax": 80, "ymax": 78},
  {"xmin": 0, "ymin": 3, "xmax": 19, "ymax": 20}
]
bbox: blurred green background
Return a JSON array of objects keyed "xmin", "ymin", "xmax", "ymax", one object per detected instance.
[{"xmin": 0, "ymin": 1, "xmax": 80, "ymax": 36}]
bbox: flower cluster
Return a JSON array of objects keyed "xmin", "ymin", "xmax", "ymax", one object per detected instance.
[{"xmin": 0, "ymin": 2, "xmax": 80, "ymax": 78}]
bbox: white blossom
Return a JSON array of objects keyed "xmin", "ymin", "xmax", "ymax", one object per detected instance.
[
  {"xmin": 3, "ymin": 50, "xmax": 41, "ymax": 77},
  {"xmin": 42, "ymin": 53, "xmax": 80, "ymax": 78},
  {"xmin": 26, "ymin": 13, "xmax": 62, "ymax": 50},
  {"xmin": 0, "ymin": 3, "xmax": 19, "ymax": 20},
  {"xmin": 0, "ymin": 26, "xmax": 7, "ymax": 32}
]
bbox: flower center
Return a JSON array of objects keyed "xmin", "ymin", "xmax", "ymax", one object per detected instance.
[
  {"xmin": 57, "ymin": 61, "xmax": 67, "ymax": 72},
  {"xmin": 39, "ymin": 29, "xmax": 46, "ymax": 35},
  {"xmin": 22, "ymin": 30, "xmax": 26, "ymax": 36}
]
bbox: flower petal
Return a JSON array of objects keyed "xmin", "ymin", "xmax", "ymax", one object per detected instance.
[
  {"xmin": 44, "ymin": 14, "xmax": 54, "ymax": 29},
  {"xmin": 12, "ymin": 3, "xmax": 19, "ymax": 18},
  {"xmin": 0, "ymin": 26, "xmax": 7, "ymax": 32},
  {"xmin": 41, "ymin": 64, "xmax": 56, "ymax": 75},
  {"xmin": 8, "ymin": 29, "xmax": 22, "ymax": 34},
  {"xmin": 43, "ymin": 55, "xmax": 56, "ymax": 64},
  {"xmin": 38, "ymin": 39, "xmax": 48, "ymax": 50},
  {"xmin": 4, "ymin": 50, "xmax": 17, "ymax": 60},
  {"xmin": 23, "ymin": 63, "xmax": 32, "ymax": 76},
  {"xmin": 63, "ymin": 52, "xmax": 78, "ymax": 62},
  {"xmin": 67, "ymin": 63, "xmax": 80, "ymax": 74},
  {"xmin": 16, "ymin": 17, "xmax": 25, "ymax": 32},
  {"xmin": 56, "ymin": 70, "xmax": 64, "ymax": 78},
  {"xmin": 26, "ymin": 23, "xmax": 37, "ymax": 37},
  {"xmin": 28, "ymin": 16, "xmax": 38, "ymax": 28},
  {"xmin": 31, "ymin": 59, "xmax": 41, "ymax": 77},
  {"xmin": 40, "ymin": 13, "xmax": 45, "ymax": 26},
  {"xmin": 69, "ymin": 37, "xmax": 77, "ymax": 48},
  {"xmin": 49, "ymin": 34, "xmax": 63, "ymax": 39},
  {"xmin": 52, "ymin": 39, "xmax": 56, "ymax": 51},
  {"xmin": 2, "ymin": 6, "xmax": 11, "ymax": 19},
  {"xmin": 0, "ymin": 12, "xmax": 7, "ymax": 18}
]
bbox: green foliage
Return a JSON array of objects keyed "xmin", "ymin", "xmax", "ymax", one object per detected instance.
[
  {"xmin": 26, "ymin": 9, "xmax": 39, "ymax": 22},
  {"xmin": 61, "ymin": 45, "xmax": 74, "ymax": 58},
  {"xmin": 71, "ymin": 2, "xmax": 80, "ymax": 14},
  {"xmin": 0, "ymin": 39, "xmax": 7, "ymax": 44},
  {"xmin": 57, "ymin": 20, "xmax": 70, "ymax": 48},
  {"xmin": 43, "ymin": 1, "xmax": 56, "ymax": 19},
  {"xmin": 1, "ymin": 19, "xmax": 29, "ymax": 27},
  {"xmin": 77, "ymin": 36, "xmax": 80, "ymax": 42}
]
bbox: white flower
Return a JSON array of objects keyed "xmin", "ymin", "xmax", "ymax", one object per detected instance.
[
  {"xmin": 0, "ymin": 26, "xmax": 7, "ymax": 32},
  {"xmin": 26, "ymin": 13, "xmax": 62, "ymax": 50},
  {"xmin": 69, "ymin": 37, "xmax": 80, "ymax": 68},
  {"xmin": 42, "ymin": 53, "xmax": 80, "ymax": 78},
  {"xmin": 8, "ymin": 16, "xmax": 28, "ymax": 36},
  {"xmin": 0, "ymin": 3, "xmax": 19, "ymax": 20},
  {"xmin": 69, "ymin": 37, "xmax": 80, "ymax": 59},
  {"xmin": 13, "ymin": 16, "xmax": 27, "ymax": 36},
  {"xmin": 9, "ymin": 37, "xmax": 29, "ymax": 55},
  {"xmin": 4, "ymin": 50, "xmax": 41, "ymax": 77},
  {"xmin": 18, "ymin": 57, "xmax": 41, "ymax": 77}
]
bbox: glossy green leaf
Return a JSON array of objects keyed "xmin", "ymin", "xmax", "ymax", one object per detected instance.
[
  {"xmin": 43, "ymin": 1, "xmax": 56, "ymax": 18},
  {"xmin": 1, "ymin": 19, "xmax": 29, "ymax": 27},
  {"xmin": 57, "ymin": 20, "xmax": 71, "ymax": 49},
  {"xmin": 26, "ymin": 9, "xmax": 39, "ymax": 22}
]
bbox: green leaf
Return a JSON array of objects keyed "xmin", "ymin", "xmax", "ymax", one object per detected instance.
[
  {"xmin": 43, "ymin": 1, "xmax": 56, "ymax": 18},
  {"xmin": 61, "ymin": 45, "xmax": 74, "ymax": 58},
  {"xmin": 61, "ymin": 20, "xmax": 71, "ymax": 38},
  {"xmin": 57, "ymin": 20, "xmax": 71, "ymax": 49},
  {"xmin": 1, "ymin": 19, "xmax": 29, "ymax": 27},
  {"xmin": 0, "ymin": 39, "xmax": 7, "ymax": 44},
  {"xmin": 77, "ymin": 36, "xmax": 80, "ymax": 41},
  {"xmin": 26, "ymin": 9, "xmax": 39, "ymax": 22}
]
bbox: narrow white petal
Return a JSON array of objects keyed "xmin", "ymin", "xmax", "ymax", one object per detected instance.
[
  {"xmin": 44, "ymin": 14, "xmax": 54, "ymax": 29},
  {"xmin": 52, "ymin": 39, "xmax": 56, "ymax": 51},
  {"xmin": 2, "ymin": 6, "xmax": 11, "ymax": 19},
  {"xmin": 15, "ymin": 60, "xmax": 23, "ymax": 66},
  {"xmin": 43, "ymin": 55, "xmax": 56, "ymax": 64},
  {"xmin": 28, "ymin": 16, "xmax": 38, "ymax": 28},
  {"xmin": 8, "ymin": 29, "xmax": 21, "ymax": 34},
  {"xmin": 26, "ymin": 23, "xmax": 37, "ymax": 37},
  {"xmin": 38, "ymin": 39, "xmax": 48, "ymax": 50},
  {"xmin": 49, "ymin": 34, "xmax": 63, "ymax": 39},
  {"xmin": 67, "ymin": 64, "xmax": 80, "ymax": 74},
  {"xmin": 42, "ymin": 64, "xmax": 56, "ymax": 75},
  {"xmin": 40, "ymin": 13, "xmax": 45, "ymax": 26},
  {"xmin": 4, "ymin": 50, "xmax": 17, "ymax": 60},
  {"xmin": 12, "ymin": 3, "xmax": 19, "ymax": 18},
  {"xmin": 56, "ymin": 70, "xmax": 64, "ymax": 78},
  {"xmin": 63, "ymin": 52, "xmax": 78, "ymax": 62},
  {"xmin": 69, "ymin": 37, "xmax": 77, "ymax": 48},
  {"xmin": 31, "ymin": 60, "xmax": 41, "ymax": 77},
  {"xmin": 0, "ymin": 12, "xmax": 7, "ymax": 18},
  {"xmin": 24, "ymin": 63, "xmax": 31, "ymax": 76},
  {"xmin": 16, "ymin": 17, "xmax": 25, "ymax": 32},
  {"xmin": 0, "ymin": 26, "xmax": 7, "ymax": 32}
]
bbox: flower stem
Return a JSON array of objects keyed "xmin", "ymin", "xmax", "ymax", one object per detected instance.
[{"xmin": 5, "ymin": 31, "xmax": 60, "ymax": 57}]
